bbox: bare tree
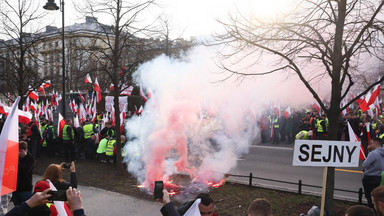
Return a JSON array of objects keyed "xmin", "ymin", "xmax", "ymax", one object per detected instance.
[
  {"xmin": 76, "ymin": 0, "xmax": 158, "ymax": 170},
  {"xmin": 0, "ymin": 0, "xmax": 49, "ymax": 107},
  {"xmin": 213, "ymin": 0, "xmax": 384, "ymax": 214}
]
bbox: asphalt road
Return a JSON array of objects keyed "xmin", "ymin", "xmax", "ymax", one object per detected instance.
[{"xmin": 227, "ymin": 143, "xmax": 365, "ymax": 202}]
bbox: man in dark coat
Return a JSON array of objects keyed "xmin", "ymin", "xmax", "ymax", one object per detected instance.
[{"xmin": 12, "ymin": 141, "xmax": 34, "ymax": 206}]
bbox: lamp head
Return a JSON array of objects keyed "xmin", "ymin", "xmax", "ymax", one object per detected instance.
[{"xmin": 43, "ymin": 0, "xmax": 59, "ymax": 10}]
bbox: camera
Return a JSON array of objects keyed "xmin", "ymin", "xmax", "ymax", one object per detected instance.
[
  {"xmin": 47, "ymin": 190, "xmax": 67, "ymax": 201},
  {"xmin": 154, "ymin": 181, "xmax": 163, "ymax": 199},
  {"xmin": 61, "ymin": 162, "xmax": 71, "ymax": 169}
]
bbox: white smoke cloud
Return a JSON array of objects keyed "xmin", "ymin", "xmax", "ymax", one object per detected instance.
[{"xmin": 123, "ymin": 45, "xmax": 330, "ymax": 190}]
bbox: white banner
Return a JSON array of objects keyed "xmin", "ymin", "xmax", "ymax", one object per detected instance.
[
  {"xmin": 292, "ymin": 140, "xmax": 359, "ymax": 167},
  {"xmin": 105, "ymin": 96, "xmax": 128, "ymax": 113}
]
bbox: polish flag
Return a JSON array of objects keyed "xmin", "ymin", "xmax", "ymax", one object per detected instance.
[
  {"xmin": 109, "ymin": 84, "xmax": 115, "ymax": 91},
  {"xmin": 80, "ymin": 104, "xmax": 86, "ymax": 123},
  {"xmin": 73, "ymin": 115, "xmax": 80, "ymax": 128},
  {"xmin": 120, "ymin": 111, "xmax": 126, "ymax": 132},
  {"xmin": 30, "ymin": 101, "xmax": 37, "ymax": 112},
  {"xmin": 2, "ymin": 104, "xmax": 32, "ymax": 124},
  {"xmin": 27, "ymin": 90, "xmax": 39, "ymax": 101},
  {"xmin": 138, "ymin": 105, "xmax": 144, "ymax": 114},
  {"xmin": 312, "ymin": 101, "xmax": 321, "ymax": 114},
  {"xmin": 347, "ymin": 122, "xmax": 366, "ymax": 160},
  {"xmin": 94, "ymin": 78, "xmax": 101, "ymax": 104},
  {"xmin": 91, "ymin": 99, "xmax": 97, "ymax": 122},
  {"xmin": 57, "ymin": 113, "xmax": 65, "ymax": 139},
  {"xmin": 0, "ymin": 97, "xmax": 20, "ymax": 195},
  {"xmin": 78, "ymin": 91, "xmax": 85, "ymax": 104},
  {"xmin": 283, "ymin": 107, "xmax": 291, "ymax": 119},
  {"xmin": 140, "ymin": 85, "xmax": 147, "ymax": 102},
  {"xmin": 84, "ymin": 73, "xmax": 92, "ymax": 84},
  {"xmin": 360, "ymin": 84, "xmax": 380, "ymax": 112},
  {"xmin": 38, "ymin": 81, "xmax": 52, "ymax": 92},
  {"xmin": 121, "ymin": 85, "xmax": 133, "ymax": 96}
]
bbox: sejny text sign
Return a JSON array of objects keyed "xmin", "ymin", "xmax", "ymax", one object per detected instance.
[{"xmin": 293, "ymin": 140, "xmax": 359, "ymax": 167}]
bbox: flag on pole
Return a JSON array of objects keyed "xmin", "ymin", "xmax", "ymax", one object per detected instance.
[
  {"xmin": 94, "ymin": 78, "xmax": 101, "ymax": 104},
  {"xmin": 347, "ymin": 122, "xmax": 366, "ymax": 160},
  {"xmin": 57, "ymin": 113, "xmax": 65, "ymax": 139},
  {"xmin": 84, "ymin": 73, "xmax": 92, "ymax": 84},
  {"xmin": 0, "ymin": 97, "xmax": 20, "ymax": 196},
  {"xmin": 283, "ymin": 107, "xmax": 291, "ymax": 119}
]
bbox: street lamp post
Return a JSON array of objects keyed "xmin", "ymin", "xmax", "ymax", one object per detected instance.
[{"xmin": 44, "ymin": 0, "xmax": 66, "ymax": 118}]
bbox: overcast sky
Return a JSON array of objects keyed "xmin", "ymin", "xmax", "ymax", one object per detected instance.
[{"xmin": 38, "ymin": 0, "xmax": 293, "ymax": 40}]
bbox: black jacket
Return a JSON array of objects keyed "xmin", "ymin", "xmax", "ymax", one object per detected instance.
[{"xmin": 16, "ymin": 152, "xmax": 34, "ymax": 192}]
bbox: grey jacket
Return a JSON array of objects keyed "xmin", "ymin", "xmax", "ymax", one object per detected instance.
[{"xmin": 363, "ymin": 147, "xmax": 384, "ymax": 176}]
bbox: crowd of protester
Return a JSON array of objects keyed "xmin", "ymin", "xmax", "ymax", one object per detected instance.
[{"xmin": 2, "ymin": 101, "xmax": 384, "ymax": 215}]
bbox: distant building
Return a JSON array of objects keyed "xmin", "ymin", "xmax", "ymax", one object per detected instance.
[{"xmin": 0, "ymin": 16, "xmax": 195, "ymax": 97}]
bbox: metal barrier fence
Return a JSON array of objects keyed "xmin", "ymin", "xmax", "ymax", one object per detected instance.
[{"xmin": 228, "ymin": 173, "xmax": 364, "ymax": 204}]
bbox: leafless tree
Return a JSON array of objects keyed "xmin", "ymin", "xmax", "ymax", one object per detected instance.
[
  {"xmin": 0, "ymin": 0, "xmax": 49, "ymax": 108},
  {"xmin": 212, "ymin": 0, "xmax": 384, "ymax": 214},
  {"xmin": 76, "ymin": 0, "xmax": 158, "ymax": 170}
]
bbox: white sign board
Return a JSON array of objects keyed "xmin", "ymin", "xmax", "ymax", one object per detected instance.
[{"xmin": 293, "ymin": 140, "xmax": 360, "ymax": 167}]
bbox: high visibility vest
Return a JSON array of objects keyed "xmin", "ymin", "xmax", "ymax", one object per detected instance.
[
  {"xmin": 380, "ymin": 133, "xmax": 384, "ymax": 140},
  {"xmin": 83, "ymin": 124, "xmax": 93, "ymax": 139},
  {"xmin": 325, "ymin": 118, "xmax": 329, "ymax": 131},
  {"xmin": 373, "ymin": 122, "xmax": 378, "ymax": 130},
  {"xmin": 316, "ymin": 120, "xmax": 324, "ymax": 133},
  {"xmin": 62, "ymin": 125, "xmax": 74, "ymax": 141},
  {"xmin": 296, "ymin": 131, "xmax": 308, "ymax": 140},
  {"xmin": 106, "ymin": 139, "xmax": 116, "ymax": 156},
  {"xmin": 273, "ymin": 118, "xmax": 279, "ymax": 128},
  {"xmin": 41, "ymin": 124, "xmax": 47, "ymax": 147},
  {"xmin": 97, "ymin": 138, "xmax": 108, "ymax": 154}
]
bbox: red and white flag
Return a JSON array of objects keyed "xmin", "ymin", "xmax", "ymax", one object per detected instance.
[
  {"xmin": 94, "ymin": 78, "xmax": 101, "ymax": 104},
  {"xmin": 120, "ymin": 112, "xmax": 126, "ymax": 133},
  {"xmin": 312, "ymin": 101, "xmax": 321, "ymax": 114},
  {"xmin": 140, "ymin": 85, "xmax": 147, "ymax": 102},
  {"xmin": 283, "ymin": 107, "xmax": 291, "ymax": 119},
  {"xmin": 121, "ymin": 85, "xmax": 133, "ymax": 96},
  {"xmin": 78, "ymin": 90, "xmax": 85, "ymax": 104},
  {"xmin": 73, "ymin": 115, "xmax": 80, "ymax": 128},
  {"xmin": 360, "ymin": 84, "xmax": 380, "ymax": 112},
  {"xmin": 347, "ymin": 122, "xmax": 366, "ymax": 160},
  {"xmin": 27, "ymin": 90, "xmax": 39, "ymax": 101},
  {"xmin": 57, "ymin": 113, "xmax": 65, "ymax": 139},
  {"xmin": 84, "ymin": 73, "xmax": 92, "ymax": 84},
  {"xmin": 0, "ymin": 97, "xmax": 20, "ymax": 195},
  {"xmin": 138, "ymin": 105, "xmax": 144, "ymax": 114},
  {"xmin": 38, "ymin": 80, "xmax": 52, "ymax": 91}
]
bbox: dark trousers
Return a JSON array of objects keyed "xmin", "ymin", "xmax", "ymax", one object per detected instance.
[
  {"xmin": 28, "ymin": 139, "xmax": 39, "ymax": 158},
  {"xmin": 363, "ymin": 175, "xmax": 381, "ymax": 208},
  {"xmin": 63, "ymin": 140, "xmax": 78, "ymax": 162},
  {"xmin": 272, "ymin": 128, "xmax": 279, "ymax": 144}
]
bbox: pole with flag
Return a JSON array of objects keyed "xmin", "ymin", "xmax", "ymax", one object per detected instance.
[{"xmin": 0, "ymin": 97, "xmax": 21, "ymax": 196}]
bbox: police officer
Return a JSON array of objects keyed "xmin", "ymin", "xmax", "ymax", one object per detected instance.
[
  {"xmin": 62, "ymin": 119, "xmax": 76, "ymax": 162},
  {"xmin": 83, "ymin": 119, "xmax": 98, "ymax": 159},
  {"xmin": 106, "ymin": 133, "xmax": 116, "ymax": 163}
]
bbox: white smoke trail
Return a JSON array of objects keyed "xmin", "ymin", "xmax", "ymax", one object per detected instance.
[{"xmin": 123, "ymin": 45, "xmax": 329, "ymax": 190}]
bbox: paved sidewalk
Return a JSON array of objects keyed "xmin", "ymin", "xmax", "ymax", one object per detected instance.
[{"xmin": 32, "ymin": 175, "xmax": 163, "ymax": 216}]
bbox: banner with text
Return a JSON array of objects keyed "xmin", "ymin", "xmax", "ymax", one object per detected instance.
[{"xmin": 293, "ymin": 140, "xmax": 359, "ymax": 167}]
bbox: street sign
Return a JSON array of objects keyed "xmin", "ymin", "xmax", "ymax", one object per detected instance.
[{"xmin": 293, "ymin": 140, "xmax": 360, "ymax": 167}]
